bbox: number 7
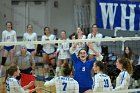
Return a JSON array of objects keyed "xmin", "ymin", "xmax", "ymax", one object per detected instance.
[{"xmin": 62, "ymin": 82, "xmax": 67, "ymax": 91}]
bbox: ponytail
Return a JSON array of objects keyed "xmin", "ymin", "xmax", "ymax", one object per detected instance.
[
  {"xmin": 95, "ymin": 61, "xmax": 107, "ymax": 73},
  {"xmin": 118, "ymin": 57, "xmax": 133, "ymax": 75},
  {"xmin": 61, "ymin": 62, "xmax": 72, "ymax": 76},
  {"xmin": 126, "ymin": 58, "xmax": 133, "ymax": 75},
  {"xmin": 4, "ymin": 69, "xmax": 9, "ymax": 83},
  {"xmin": 4, "ymin": 65, "xmax": 18, "ymax": 83}
]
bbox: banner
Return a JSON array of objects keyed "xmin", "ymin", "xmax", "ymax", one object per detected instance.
[{"xmin": 96, "ymin": 0, "xmax": 140, "ymax": 31}]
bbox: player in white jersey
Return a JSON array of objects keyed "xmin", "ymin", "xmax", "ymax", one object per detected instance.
[
  {"xmin": 44, "ymin": 62, "xmax": 79, "ymax": 93},
  {"xmin": 55, "ymin": 30, "xmax": 70, "ymax": 75},
  {"xmin": 5, "ymin": 65, "xmax": 40, "ymax": 93},
  {"xmin": 41, "ymin": 27, "xmax": 56, "ymax": 79},
  {"xmin": 0, "ymin": 21, "xmax": 17, "ymax": 76},
  {"xmin": 71, "ymin": 27, "xmax": 86, "ymax": 55},
  {"xmin": 114, "ymin": 57, "xmax": 133, "ymax": 92},
  {"xmin": 87, "ymin": 24, "xmax": 103, "ymax": 60},
  {"xmin": 23, "ymin": 24, "xmax": 37, "ymax": 58},
  {"xmin": 93, "ymin": 61, "xmax": 112, "ymax": 92}
]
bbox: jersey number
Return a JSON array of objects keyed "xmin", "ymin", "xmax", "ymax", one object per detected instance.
[
  {"xmin": 82, "ymin": 67, "xmax": 85, "ymax": 71},
  {"xmin": 6, "ymin": 83, "xmax": 10, "ymax": 91},
  {"xmin": 62, "ymin": 82, "xmax": 67, "ymax": 91},
  {"xmin": 104, "ymin": 79, "xmax": 109, "ymax": 87}
]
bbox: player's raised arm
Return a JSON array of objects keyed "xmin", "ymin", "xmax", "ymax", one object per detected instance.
[{"xmin": 88, "ymin": 42, "xmax": 103, "ymax": 61}]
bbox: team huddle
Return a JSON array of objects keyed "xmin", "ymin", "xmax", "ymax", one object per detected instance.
[{"xmin": 0, "ymin": 21, "xmax": 133, "ymax": 93}]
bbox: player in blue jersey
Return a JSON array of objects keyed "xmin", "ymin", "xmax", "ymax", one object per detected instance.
[{"xmin": 70, "ymin": 42, "xmax": 103, "ymax": 93}]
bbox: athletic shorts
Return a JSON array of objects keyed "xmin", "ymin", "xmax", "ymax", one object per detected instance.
[
  {"xmin": 27, "ymin": 49, "xmax": 35, "ymax": 53},
  {"xmin": 4, "ymin": 46, "xmax": 14, "ymax": 52},
  {"xmin": 79, "ymin": 86, "xmax": 92, "ymax": 93}
]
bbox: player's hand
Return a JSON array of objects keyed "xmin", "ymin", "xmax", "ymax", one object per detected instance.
[
  {"xmin": 72, "ymin": 43, "xmax": 77, "ymax": 48},
  {"xmin": 35, "ymin": 87, "xmax": 42, "ymax": 91},
  {"xmin": 28, "ymin": 81, "xmax": 35, "ymax": 87},
  {"xmin": 88, "ymin": 42, "xmax": 93, "ymax": 49}
]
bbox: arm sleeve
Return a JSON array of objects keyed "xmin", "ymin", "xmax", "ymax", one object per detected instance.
[
  {"xmin": 74, "ymin": 81, "xmax": 79, "ymax": 93},
  {"xmin": 93, "ymin": 76, "xmax": 100, "ymax": 92},
  {"xmin": 41, "ymin": 36, "xmax": 45, "ymax": 46},
  {"xmin": 56, "ymin": 43, "xmax": 61, "ymax": 52},
  {"xmin": 115, "ymin": 73, "xmax": 129, "ymax": 90},
  {"xmin": 109, "ymin": 78, "xmax": 113, "ymax": 91},
  {"xmin": 41, "ymin": 36, "xmax": 44, "ymax": 41},
  {"xmin": 87, "ymin": 34, "xmax": 91, "ymax": 39},
  {"xmin": 89, "ymin": 58, "xmax": 96, "ymax": 69},
  {"xmin": 12, "ymin": 80, "xmax": 28, "ymax": 93},
  {"xmin": 51, "ymin": 35, "xmax": 56, "ymax": 46},
  {"xmin": 70, "ymin": 53, "xmax": 78, "ymax": 63},
  {"xmin": 44, "ymin": 78, "xmax": 56, "ymax": 87},
  {"xmin": 86, "ymin": 34, "xmax": 91, "ymax": 45},
  {"xmin": 34, "ymin": 33, "xmax": 37, "ymax": 41},
  {"xmin": 82, "ymin": 36, "xmax": 86, "ymax": 47},
  {"xmin": 14, "ymin": 31, "xmax": 17, "ymax": 42},
  {"xmin": 2, "ymin": 31, "xmax": 4, "ymax": 42}
]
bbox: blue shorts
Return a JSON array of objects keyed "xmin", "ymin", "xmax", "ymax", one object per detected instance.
[
  {"xmin": 4, "ymin": 46, "xmax": 14, "ymax": 52},
  {"xmin": 27, "ymin": 49, "xmax": 35, "ymax": 53},
  {"xmin": 79, "ymin": 87, "xmax": 92, "ymax": 93},
  {"xmin": 42, "ymin": 49, "xmax": 54, "ymax": 55}
]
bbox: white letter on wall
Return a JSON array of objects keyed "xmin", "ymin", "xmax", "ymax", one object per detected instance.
[
  {"xmin": 121, "ymin": 4, "xmax": 136, "ymax": 31},
  {"xmin": 99, "ymin": 3, "xmax": 118, "ymax": 29}
]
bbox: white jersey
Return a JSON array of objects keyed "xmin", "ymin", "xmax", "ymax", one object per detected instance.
[
  {"xmin": 23, "ymin": 32, "xmax": 37, "ymax": 49},
  {"xmin": 2, "ymin": 30, "xmax": 17, "ymax": 46},
  {"xmin": 6, "ymin": 77, "xmax": 29, "ymax": 93},
  {"xmin": 57, "ymin": 38, "xmax": 70, "ymax": 59},
  {"xmin": 44, "ymin": 76, "xmax": 79, "ymax": 93},
  {"xmin": 87, "ymin": 33, "xmax": 102, "ymax": 55},
  {"xmin": 72, "ymin": 35, "xmax": 86, "ymax": 55},
  {"xmin": 42, "ymin": 34, "xmax": 56, "ymax": 54},
  {"xmin": 115, "ymin": 70, "xmax": 130, "ymax": 92},
  {"xmin": 93, "ymin": 73, "xmax": 112, "ymax": 92}
]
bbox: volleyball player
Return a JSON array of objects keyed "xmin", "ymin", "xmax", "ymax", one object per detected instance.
[
  {"xmin": 5, "ymin": 65, "xmax": 40, "ymax": 93},
  {"xmin": 93, "ymin": 61, "xmax": 112, "ymax": 92},
  {"xmin": 114, "ymin": 57, "xmax": 133, "ymax": 92},
  {"xmin": 71, "ymin": 27, "xmax": 86, "ymax": 55},
  {"xmin": 0, "ymin": 21, "xmax": 17, "ymax": 76},
  {"xmin": 23, "ymin": 24, "xmax": 37, "ymax": 59},
  {"xmin": 41, "ymin": 27, "xmax": 56, "ymax": 79},
  {"xmin": 55, "ymin": 30, "xmax": 70, "ymax": 76},
  {"xmin": 14, "ymin": 45, "xmax": 35, "ymax": 75},
  {"xmin": 87, "ymin": 24, "xmax": 103, "ymax": 60},
  {"xmin": 70, "ymin": 42, "xmax": 103, "ymax": 93},
  {"xmin": 44, "ymin": 62, "xmax": 79, "ymax": 93}
]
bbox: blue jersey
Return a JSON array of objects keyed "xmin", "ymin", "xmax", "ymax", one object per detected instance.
[{"xmin": 71, "ymin": 53, "xmax": 96, "ymax": 88}]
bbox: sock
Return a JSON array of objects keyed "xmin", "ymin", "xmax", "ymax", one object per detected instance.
[{"xmin": 1, "ymin": 57, "xmax": 7, "ymax": 65}]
